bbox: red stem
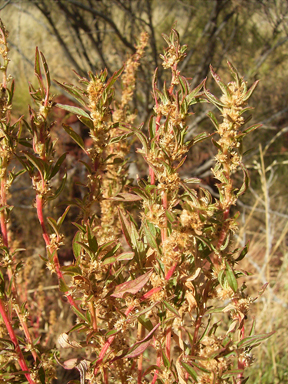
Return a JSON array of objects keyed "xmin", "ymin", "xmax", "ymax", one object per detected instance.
[
  {"xmin": 94, "ymin": 304, "xmax": 135, "ymax": 375},
  {"xmin": 94, "ymin": 335, "xmax": 115, "ymax": 375},
  {"xmin": 0, "ymin": 298, "xmax": 36, "ymax": 384},
  {"xmin": 165, "ymin": 263, "xmax": 177, "ymax": 280},
  {"xmin": 137, "ymin": 323, "xmax": 145, "ymax": 384},
  {"xmin": 0, "ymin": 178, "xmax": 8, "ymax": 247},
  {"xmin": 36, "ymin": 195, "xmax": 80, "ymax": 310},
  {"xmin": 151, "ymin": 351, "xmax": 161, "ymax": 384}
]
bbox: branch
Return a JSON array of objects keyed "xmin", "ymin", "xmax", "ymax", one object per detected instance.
[
  {"xmin": 33, "ymin": 2, "xmax": 85, "ymax": 75},
  {"xmin": 66, "ymin": 0, "xmax": 136, "ymax": 52}
]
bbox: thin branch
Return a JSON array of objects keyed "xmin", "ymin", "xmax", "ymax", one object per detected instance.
[{"xmin": 66, "ymin": 0, "xmax": 136, "ymax": 52}]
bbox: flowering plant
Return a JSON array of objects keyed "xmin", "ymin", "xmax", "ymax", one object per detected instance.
[{"xmin": 0, "ymin": 20, "xmax": 272, "ymax": 384}]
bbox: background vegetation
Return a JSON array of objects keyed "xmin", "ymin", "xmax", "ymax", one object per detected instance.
[{"xmin": 0, "ymin": 0, "xmax": 288, "ymax": 383}]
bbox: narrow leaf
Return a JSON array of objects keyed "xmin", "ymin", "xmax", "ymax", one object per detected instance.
[
  {"xmin": 225, "ymin": 261, "xmax": 238, "ymax": 293},
  {"xmin": 56, "ymin": 104, "xmax": 90, "ymax": 119},
  {"xmin": 50, "ymin": 153, "xmax": 66, "ymax": 179},
  {"xmin": 111, "ymin": 270, "xmax": 153, "ymax": 298},
  {"xmin": 163, "ymin": 300, "xmax": 181, "ymax": 318},
  {"xmin": 62, "ymin": 124, "xmax": 86, "ymax": 152},
  {"xmin": 181, "ymin": 361, "xmax": 198, "ymax": 381}
]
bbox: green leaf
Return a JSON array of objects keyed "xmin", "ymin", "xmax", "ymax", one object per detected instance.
[
  {"xmin": 186, "ymin": 79, "xmax": 205, "ymax": 105},
  {"xmin": 62, "ymin": 124, "xmax": 86, "ymax": 152},
  {"xmin": 237, "ymin": 332, "xmax": 275, "ymax": 349},
  {"xmin": 109, "ymin": 132, "xmax": 133, "ymax": 144},
  {"xmin": 54, "ymin": 80, "xmax": 87, "ymax": 106},
  {"xmin": 225, "ymin": 261, "xmax": 238, "ymax": 293},
  {"xmin": 243, "ymin": 80, "xmax": 259, "ymax": 101},
  {"xmin": 72, "ymin": 222, "xmax": 86, "ymax": 233},
  {"xmin": 187, "ymin": 132, "xmax": 210, "ymax": 150},
  {"xmin": 24, "ymin": 152, "xmax": 45, "ymax": 177},
  {"xmin": 68, "ymin": 322, "xmax": 88, "ymax": 333},
  {"xmin": 212, "ymin": 138, "xmax": 222, "ymax": 151},
  {"xmin": 227, "ymin": 61, "xmax": 240, "ymax": 87},
  {"xmin": 102, "ymin": 256, "xmax": 117, "ymax": 266},
  {"xmin": 210, "ymin": 65, "xmax": 231, "ymax": 99},
  {"xmin": 165, "ymin": 209, "xmax": 176, "ymax": 223},
  {"xmin": 143, "ymin": 223, "xmax": 159, "ymax": 252},
  {"xmin": 181, "ymin": 361, "xmax": 198, "ymax": 381},
  {"xmin": 50, "ymin": 153, "xmax": 67, "ymax": 179},
  {"xmin": 61, "ymin": 265, "xmax": 82, "ymax": 276},
  {"xmin": 87, "ymin": 225, "xmax": 98, "ymax": 253},
  {"xmin": 235, "ymin": 242, "xmax": 249, "ymax": 262},
  {"xmin": 237, "ymin": 164, "xmax": 250, "ymax": 197},
  {"xmin": 34, "ymin": 47, "xmax": 44, "ymax": 94},
  {"xmin": 78, "ymin": 116, "xmax": 94, "ymax": 130},
  {"xmin": 137, "ymin": 315, "xmax": 154, "ymax": 332},
  {"xmin": 59, "ymin": 278, "xmax": 69, "ymax": 293},
  {"xmin": 101, "ymin": 243, "xmax": 121, "ymax": 262},
  {"xmin": 207, "ymin": 111, "xmax": 219, "ymax": 130},
  {"xmin": 38, "ymin": 367, "xmax": 46, "ymax": 384},
  {"xmin": 162, "ymin": 350, "xmax": 170, "ymax": 369},
  {"xmin": 117, "ymin": 252, "xmax": 134, "ymax": 261},
  {"xmin": 249, "ymin": 318, "xmax": 256, "ymax": 337},
  {"xmin": 242, "ymin": 123, "xmax": 261, "ymax": 136},
  {"xmin": 40, "ymin": 51, "xmax": 50, "ymax": 88},
  {"xmin": 71, "ymin": 306, "xmax": 87, "ymax": 323},
  {"xmin": 120, "ymin": 125, "xmax": 148, "ymax": 154},
  {"xmin": 56, "ymin": 104, "xmax": 91, "ymax": 119},
  {"xmin": 189, "ymin": 360, "xmax": 211, "ymax": 374},
  {"xmin": 57, "ymin": 206, "xmax": 71, "ymax": 228},
  {"xmin": 73, "ymin": 231, "xmax": 82, "ymax": 259},
  {"xmin": 106, "ymin": 66, "xmax": 124, "ymax": 93},
  {"xmin": 163, "ymin": 300, "xmax": 181, "ymax": 318},
  {"xmin": 48, "ymin": 172, "xmax": 67, "ymax": 200},
  {"xmin": 203, "ymin": 80, "xmax": 226, "ymax": 110},
  {"xmin": 47, "ymin": 217, "xmax": 59, "ymax": 236},
  {"xmin": 106, "ymin": 329, "xmax": 120, "ymax": 337}
]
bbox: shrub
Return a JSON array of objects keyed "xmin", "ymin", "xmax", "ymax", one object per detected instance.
[{"xmin": 0, "ymin": 19, "xmax": 273, "ymax": 384}]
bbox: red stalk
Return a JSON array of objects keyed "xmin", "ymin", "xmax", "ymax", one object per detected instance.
[
  {"xmin": 165, "ymin": 327, "xmax": 171, "ymax": 361},
  {"xmin": 94, "ymin": 304, "xmax": 135, "ymax": 375},
  {"xmin": 0, "ymin": 178, "xmax": 8, "ymax": 247},
  {"xmin": 0, "ymin": 299, "xmax": 36, "ymax": 384},
  {"xmin": 94, "ymin": 335, "xmax": 115, "ymax": 375},
  {"xmin": 165, "ymin": 263, "xmax": 177, "ymax": 280},
  {"xmin": 140, "ymin": 286, "xmax": 161, "ymax": 301},
  {"xmin": 151, "ymin": 351, "xmax": 161, "ymax": 384},
  {"xmin": 36, "ymin": 195, "xmax": 80, "ymax": 310}
]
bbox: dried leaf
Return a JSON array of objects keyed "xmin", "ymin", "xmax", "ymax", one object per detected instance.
[{"xmin": 111, "ymin": 270, "xmax": 153, "ymax": 298}]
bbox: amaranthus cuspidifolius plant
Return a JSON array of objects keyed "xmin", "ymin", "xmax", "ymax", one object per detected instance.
[{"xmin": 0, "ymin": 19, "xmax": 274, "ymax": 384}]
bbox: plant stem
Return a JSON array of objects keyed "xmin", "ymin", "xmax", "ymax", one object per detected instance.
[
  {"xmin": 151, "ymin": 350, "xmax": 161, "ymax": 384},
  {"xmin": 161, "ymin": 191, "xmax": 168, "ymax": 244},
  {"xmin": 88, "ymin": 300, "xmax": 97, "ymax": 331},
  {"xmin": 0, "ymin": 177, "xmax": 8, "ymax": 247},
  {"xmin": 36, "ymin": 195, "xmax": 80, "ymax": 310},
  {"xmin": 137, "ymin": 322, "xmax": 145, "ymax": 384},
  {"xmin": 0, "ymin": 171, "xmax": 39, "ymax": 363},
  {"xmin": 0, "ymin": 298, "xmax": 36, "ymax": 384}
]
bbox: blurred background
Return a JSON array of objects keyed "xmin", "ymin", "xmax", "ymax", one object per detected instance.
[{"xmin": 1, "ymin": 0, "xmax": 288, "ymax": 383}]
